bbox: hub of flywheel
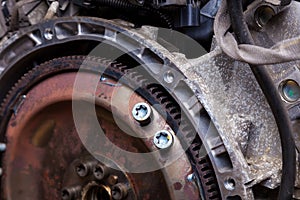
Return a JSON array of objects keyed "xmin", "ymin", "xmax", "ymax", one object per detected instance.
[{"xmin": 61, "ymin": 155, "xmax": 131, "ymax": 200}]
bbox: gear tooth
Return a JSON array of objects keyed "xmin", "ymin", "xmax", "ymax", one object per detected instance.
[
  {"xmin": 155, "ymin": 91, "xmax": 165, "ymax": 98},
  {"xmin": 169, "ymin": 107, "xmax": 179, "ymax": 114},
  {"xmin": 173, "ymin": 114, "xmax": 181, "ymax": 120},
  {"xmin": 204, "ymin": 177, "xmax": 215, "ymax": 185},
  {"xmin": 207, "ymin": 184, "xmax": 218, "ymax": 192},
  {"xmin": 208, "ymin": 191, "xmax": 219, "ymax": 199}
]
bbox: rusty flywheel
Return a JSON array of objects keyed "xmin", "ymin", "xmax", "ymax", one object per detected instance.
[{"xmin": 0, "ymin": 56, "xmax": 220, "ymax": 200}]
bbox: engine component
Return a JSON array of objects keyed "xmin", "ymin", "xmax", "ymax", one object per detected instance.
[
  {"xmin": 1, "ymin": 0, "xmax": 300, "ymax": 199},
  {"xmin": 0, "ymin": 17, "xmax": 221, "ymax": 199},
  {"xmin": 0, "ymin": 55, "xmax": 205, "ymax": 199}
]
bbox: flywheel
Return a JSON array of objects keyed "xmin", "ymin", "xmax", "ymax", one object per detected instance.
[{"xmin": 0, "ymin": 56, "xmax": 220, "ymax": 199}]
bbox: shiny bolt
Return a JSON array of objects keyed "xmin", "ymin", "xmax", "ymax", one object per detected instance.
[
  {"xmin": 100, "ymin": 76, "xmax": 107, "ymax": 81},
  {"xmin": 187, "ymin": 173, "xmax": 195, "ymax": 182},
  {"xmin": 0, "ymin": 143, "xmax": 6, "ymax": 152},
  {"xmin": 93, "ymin": 163, "xmax": 109, "ymax": 180},
  {"xmin": 61, "ymin": 186, "xmax": 81, "ymax": 200},
  {"xmin": 281, "ymin": 80, "xmax": 300, "ymax": 102},
  {"xmin": 153, "ymin": 130, "xmax": 173, "ymax": 149},
  {"xmin": 0, "ymin": 168, "xmax": 2, "ymax": 176},
  {"xmin": 224, "ymin": 178, "xmax": 235, "ymax": 191},
  {"xmin": 44, "ymin": 28, "xmax": 54, "ymax": 40},
  {"xmin": 112, "ymin": 183, "xmax": 128, "ymax": 200},
  {"xmin": 163, "ymin": 71, "xmax": 175, "ymax": 83},
  {"xmin": 132, "ymin": 102, "xmax": 152, "ymax": 126},
  {"xmin": 107, "ymin": 175, "xmax": 118, "ymax": 185}
]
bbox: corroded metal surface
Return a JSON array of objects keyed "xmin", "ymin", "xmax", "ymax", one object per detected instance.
[
  {"xmin": 0, "ymin": 17, "xmax": 222, "ymax": 200},
  {"xmin": 0, "ymin": 56, "xmax": 202, "ymax": 200},
  {"xmin": 1, "ymin": 5, "xmax": 300, "ymax": 198},
  {"xmin": 177, "ymin": 2, "xmax": 300, "ymax": 198}
]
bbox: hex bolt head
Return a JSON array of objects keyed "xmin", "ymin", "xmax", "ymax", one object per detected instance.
[
  {"xmin": 153, "ymin": 130, "xmax": 173, "ymax": 149},
  {"xmin": 93, "ymin": 163, "xmax": 109, "ymax": 180},
  {"xmin": 112, "ymin": 183, "xmax": 128, "ymax": 200},
  {"xmin": 132, "ymin": 102, "xmax": 152, "ymax": 126}
]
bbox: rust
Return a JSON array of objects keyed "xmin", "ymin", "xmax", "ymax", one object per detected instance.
[
  {"xmin": 31, "ymin": 119, "xmax": 56, "ymax": 147},
  {"xmin": 1, "ymin": 56, "xmax": 202, "ymax": 200},
  {"xmin": 173, "ymin": 182, "xmax": 183, "ymax": 190}
]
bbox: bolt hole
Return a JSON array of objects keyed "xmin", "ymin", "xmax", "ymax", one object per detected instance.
[{"xmin": 255, "ymin": 6, "xmax": 275, "ymax": 28}]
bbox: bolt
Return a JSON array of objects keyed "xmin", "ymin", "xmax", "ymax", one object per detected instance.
[
  {"xmin": 281, "ymin": 80, "xmax": 300, "ymax": 102},
  {"xmin": 75, "ymin": 160, "xmax": 96, "ymax": 177},
  {"xmin": 132, "ymin": 102, "xmax": 152, "ymax": 126},
  {"xmin": 61, "ymin": 189, "xmax": 71, "ymax": 200},
  {"xmin": 107, "ymin": 175, "xmax": 118, "ymax": 185},
  {"xmin": 100, "ymin": 76, "xmax": 107, "ymax": 81},
  {"xmin": 163, "ymin": 71, "xmax": 175, "ymax": 83},
  {"xmin": 0, "ymin": 168, "xmax": 2, "ymax": 176},
  {"xmin": 93, "ymin": 163, "xmax": 109, "ymax": 180},
  {"xmin": 153, "ymin": 130, "xmax": 173, "ymax": 149},
  {"xmin": 0, "ymin": 143, "xmax": 6, "ymax": 152},
  {"xmin": 61, "ymin": 186, "xmax": 81, "ymax": 200},
  {"xmin": 224, "ymin": 178, "xmax": 235, "ymax": 191},
  {"xmin": 44, "ymin": 28, "xmax": 54, "ymax": 40},
  {"xmin": 112, "ymin": 183, "xmax": 128, "ymax": 200},
  {"xmin": 76, "ymin": 163, "xmax": 88, "ymax": 177},
  {"xmin": 187, "ymin": 173, "xmax": 195, "ymax": 182}
]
